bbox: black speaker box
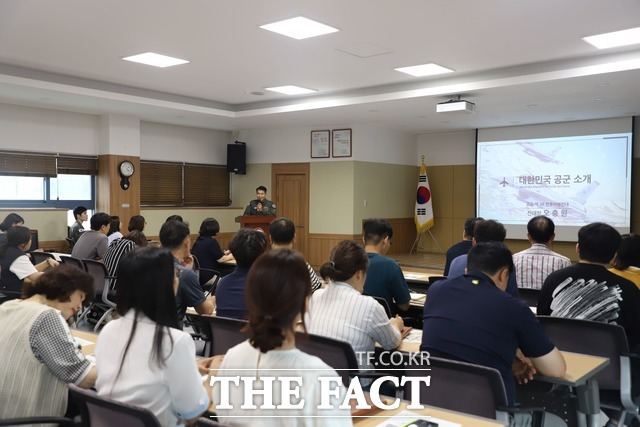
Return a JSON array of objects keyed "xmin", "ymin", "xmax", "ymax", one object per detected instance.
[{"xmin": 227, "ymin": 142, "xmax": 246, "ymax": 174}]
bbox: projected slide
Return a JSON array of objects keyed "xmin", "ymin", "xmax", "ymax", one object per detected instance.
[{"xmin": 477, "ymin": 133, "xmax": 632, "ymax": 227}]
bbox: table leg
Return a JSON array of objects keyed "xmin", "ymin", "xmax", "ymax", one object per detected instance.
[{"xmin": 576, "ymin": 379, "xmax": 600, "ymax": 427}]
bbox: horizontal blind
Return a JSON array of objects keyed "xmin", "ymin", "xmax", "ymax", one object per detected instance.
[
  {"xmin": 56, "ymin": 156, "xmax": 98, "ymax": 175},
  {"xmin": 140, "ymin": 161, "xmax": 182, "ymax": 206},
  {"xmin": 0, "ymin": 152, "xmax": 57, "ymax": 177},
  {"xmin": 184, "ymin": 164, "xmax": 230, "ymax": 206}
]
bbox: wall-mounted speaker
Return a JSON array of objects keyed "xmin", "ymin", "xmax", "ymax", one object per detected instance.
[{"xmin": 227, "ymin": 141, "xmax": 246, "ymax": 174}]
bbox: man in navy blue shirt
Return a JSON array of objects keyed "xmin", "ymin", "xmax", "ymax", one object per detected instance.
[
  {"xmin": 444, "ymin": 217, "xmax": 483, "ymax": 276},
  {"xmin": 215, "ymin": 228, "xmax": 267, "ymax": 319},
  {"xmin": 160, "ymin": 219, "xmax": 215, "ymax": 328},
  {"xmin": 421, "ymin": 242, "xmax": 565, "ymax": 405}
]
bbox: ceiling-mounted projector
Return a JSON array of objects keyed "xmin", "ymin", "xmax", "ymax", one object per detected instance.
[{"xmin": 436, "ymin": 95, "xmax": 475, "ymax": 113}]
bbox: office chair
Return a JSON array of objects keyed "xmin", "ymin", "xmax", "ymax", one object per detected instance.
[
  {"xmin": 296, "ymin": 332, "xmax": 362, "ymax": 387},
  {"xmin": 203, "ymin": 315, "xmax": 249, "ymax": 357},
  {"xmin": 65, "ymin": 237, "xmax": 75, "ymax": 250},
  {"xmin": 60, "ymin": 255, "xmax": 86, "ymax": 271},
  {"xmin": 0, "ymin": 290, "xmax": 22, "ymax": 305},
  {"xmin": 404, "ymin": 356, "xmax": 545, "ymax": 426},
  {"xmin": 79, "ymin": 259, "xmax": 117, "ymax": 332},
  {"xmin": 371, "ymin": 295, "xmax": 392, "ymax": 317},
  {"xmin": 191, "ymin": 255, "xmax": 221, "ymax": 294},
  {"xmin": 537, "ymin": 316, "xmax": 639, "ymax": 425},
  {"xmin": 185, "ymin": 312, "xmax": 211, "ymax": 356},
  {"xmin": 69, "ymin": 383, "xmax": 162, "ymax": 427},
  {"xmin": 27, "ymin": 250, "xmax": 54, "ymax": 265},
  {"xmin": 518, "ymin": 287, "xmax": 540, "ymax": 308}
]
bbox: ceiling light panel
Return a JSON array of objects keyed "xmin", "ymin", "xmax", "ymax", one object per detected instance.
[
  {"xmin": 122, "ymin": 52, "xmax": 189, "ymax": 68},
  {"xmin": 265, "ymin": 85, "xmax": 317, "ymax": 95},
  {"xmin": 583, "ymin": 27, "xmax": 640, "ymax": 49},
  {"xmin": 260, "ymin": 17, "xmax": 339, "ymax": 40},
  {"xmin": 395, "ymin": 63, "xmax": 454, "ymax": 77}
]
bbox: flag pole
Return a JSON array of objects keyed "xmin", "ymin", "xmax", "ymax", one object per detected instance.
[
  {"xmin": 412, "ymin": 155, "xmax": 441, "ymax": 254},
  {"xmin": 410, "ymin": 229, "xmax": 442, "ymax": 254}
]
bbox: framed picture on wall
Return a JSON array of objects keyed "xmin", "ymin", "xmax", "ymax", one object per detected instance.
[
  {"xmin": 310, "ymin": 130, "xmax": 330, "ymax": 158},
  {"xmin": 332, "ymin": 128, "xmax": 352, "ymax": 158}
]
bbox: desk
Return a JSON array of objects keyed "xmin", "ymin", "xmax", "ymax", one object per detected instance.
[
  {"xmin": 71, "ymin": 329, "xmax": 98, "ymax": 356},
  {"xmin": 354, "ymin": 401, "xmax": 505, "ymax": 426}
]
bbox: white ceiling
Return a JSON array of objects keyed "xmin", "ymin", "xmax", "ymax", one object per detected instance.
[{"xmin": 1, "ymin": 0, "xmax": 640, "ymax": 134}]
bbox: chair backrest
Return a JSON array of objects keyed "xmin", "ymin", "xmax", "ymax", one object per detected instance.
[
  {"xmin": 371, "ymin": 296, "xmax": 391, "ymax": 317},
  {"xmin": 204, "ymin": 315, "xmax": 249, "ymax": 357},
  {"xmin": 296, "ymin": 333, "xmax": 359, "ymax": 387},
  {"xmin": 28, "ymin": 251, "xmax": 54, "ymax": 265},
  {"xmin": 65, "ymin": 237, "xmax": 75, "ymax": 249},
  {"xmin": 428, "ymin": 275, "xmax": 447, "ymax": 286},
  {"xmin": 404, "ymin": 356, "xmax": 508, "ymax": 420},
  {"xmin": 82, "ymin": 259, "xmax": 112, "ymax": 303},
  {"xmin": 0, "ymin": 290, "xmax": 22, "ymax": 305},
  {"xmin": 60, "ymin": 255, "xmax": 86, "ymax": 271},
  {"xmin": 537, "ymin": 315, "xmax": 628, "ymax": 389},
  {"xmin": 69, "ymin": 383, "xmax": 162, "ymax": 427},
  {"xmin": 518, "ymin": 288, "xmax": 540, "ymax": 307}
]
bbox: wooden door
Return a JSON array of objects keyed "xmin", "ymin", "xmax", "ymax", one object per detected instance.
[{"xmin": 272, "ymin": 164, "xmax": 310, "ymax": 257}]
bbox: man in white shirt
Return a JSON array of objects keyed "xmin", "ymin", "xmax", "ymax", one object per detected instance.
[{"xmin": 513, "ymin": 216, "xmax": 571, "ymax": 290}]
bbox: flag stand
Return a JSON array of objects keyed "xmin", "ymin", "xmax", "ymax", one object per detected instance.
[{"xmin": 410, "ymin": 229, "xmax": 442, "ymax": 254}]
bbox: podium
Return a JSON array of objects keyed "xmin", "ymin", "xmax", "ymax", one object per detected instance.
[{"xmin": 238, "ymin": 215, "xmax": 276, "ymax": 245}]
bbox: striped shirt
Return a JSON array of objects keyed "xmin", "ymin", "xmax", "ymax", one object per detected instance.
[
  {"xmin": 103, "ymin": 238, "xmax": 136, "ymax": 280},
  {"xmin": 513, "ymin": 243, "xmax": 571, "ymax": 290},
  {"xmin": 306, "ymin": 262, "xmax": 322, "ymax": 292},
  {"xmin": 307, "ymin": 282, "xmax": 401, "ymax": 373}
]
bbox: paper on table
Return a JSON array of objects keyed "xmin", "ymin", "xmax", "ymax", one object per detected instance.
[
  {"xmin": 375, "ymin": 410, "xmax": 461, "ymax": 427},
  {"xmin": 403, "ymin": 329, "xmax": 423, "ymax": 343},
  {"xmin": 404, "ymin": 273, "xmax": 428, "ymax": 280},
  {"xmin": 74, "ymin": 337, "xmax": 94, "ymax": 347},
  {"xmin": 410, "ymin": 292, "xmax": 426, "ymax": 301}
]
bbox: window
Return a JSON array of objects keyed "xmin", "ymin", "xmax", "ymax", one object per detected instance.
[
  {"xmin": 141, "ymin": 161, "xmax": 230, "ymax": 207},
  {"xmin": 0, "ymin": 152, "xmax": 97, "ymax": 225}
]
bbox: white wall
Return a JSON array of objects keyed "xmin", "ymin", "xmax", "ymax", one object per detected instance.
[
  {"xmin": 417, "ymin": 130, "xmax": 476, "ymax": 166},
  {"xmin": 0, "ymin": 103, "xmax": 99, "ymax": 154},
  {"xmin": 236, "ymin": 124, "xmax": 416, "ymax": 166}
]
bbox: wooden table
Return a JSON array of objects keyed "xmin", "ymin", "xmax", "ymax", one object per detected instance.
[
  {"xmin": 354, "ymin": 401, "xmax": 504, "ymax": 426},
  {"xmin": 71, "ymin": 329, "xmax": 98, "ymax": 356}
]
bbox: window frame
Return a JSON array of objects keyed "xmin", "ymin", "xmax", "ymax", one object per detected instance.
[{"xmin": 0, "ymin": 175, "xmax": 97, "ymax": 210}]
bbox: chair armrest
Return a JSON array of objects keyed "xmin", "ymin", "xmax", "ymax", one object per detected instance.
[
  {"xmin": 0, "ymin": 417, "xmax": 76, "ymax": 426},
  {"xmin": 496, "ymin": 405, "xmax": 546, "ymax": 427}
]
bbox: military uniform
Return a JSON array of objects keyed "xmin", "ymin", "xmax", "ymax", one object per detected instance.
[{"xmin": 243, "ymin": 199, "xmax": 276, "ymax": 216}]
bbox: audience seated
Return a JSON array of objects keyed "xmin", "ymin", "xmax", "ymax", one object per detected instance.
[
  {"xmin": 127, "ymin": 214, "xmax": 146, "ymax": 233},
  {"xmin": 0, "ymin": 212, "xmax": 24, "ymax": 246},
  {"xmin": 190, "ymin": 217, "xmax": 234, "ymax": 287},
  {"xmin": 448, "ymin": 219, "xmax": 519, "ymax": 297},
  {"xmin": 68, "ymin": 206, "xmax": 87, "ymax": 244},
  {"xmin": 95, "ymin": 247, "xmax": 213, "ymax": 426},
  {"xmin": 0, "ymin": 265, "xmax": 96, "ymax": 420},
  {"xmin": 104, "ymin": 230, "xmax": 148, "ymax": 279},
  {"xmin": 106, "ymin": 215, "xmax": 123, "ymax": 246},
  {"xmin": 0, "ymin": 226, "xmax": 59, "ymax": 292},
  {"xmin": 444, "ymin": 217, "xmax": 483, "ymax": 276},
  {"xmin": 215, "ymin": 228, "xmax": 266, "ymax": 319},
  {"xmin": 362, "ymin": 218, "xmax": 411, "ymax": 316},
  {"xmin": 609, "ymin": 233, "xmax": 640, "ymax": 288},
  {"xmin": 513, "ymin": 215, "xmax": 571, "ymax": 290},
  {"xmin": 269, "ymin": 217, "xmax": 322, "ymax": 291},
  {"xmin": 308, "ymin": 240, "xmax": 403, "ymax": 375},
  {"xmin": 212, "ymin": 249, "xmax": 350, "ymax": 425},
  {"xmin": 71, "ymin": 212, "xmax": 110, "ymax": 260},
  {"xmin": 160, "ymin": 220, "xmax": 214, "ymax": 328},
  {"xmin": 538, "ymin": 222, "xmax": 640, "ymax": 350},
  {"xmin": 421, "ymin": 242, "xmax": 566, "ymax": 405}
]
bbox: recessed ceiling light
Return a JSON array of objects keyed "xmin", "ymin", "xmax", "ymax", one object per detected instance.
[
  {"xmin": 122, "ymin": 52, "xmax": 189, "ymax": 68},
  {"xmin": 583, "ymin": 27, "xmax": 640, "ymax": 49},
  {"xmin": 395, "ymin": 63, "xmax": 454, "ymax": 77},
  {"xmin": 265, "ymin": 85, "xmax": 317, "ymax": 95},
  {"xmin": 260, "ymin": 17, "xmax": 338, "ymax": 40},
  {"xmin": 594, "ymin": 97, "xmax": 607, "ymax": 101}
]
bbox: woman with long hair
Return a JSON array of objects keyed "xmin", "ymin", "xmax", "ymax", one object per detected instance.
[
  {"xmin": 103, "ymin": 230, "xmax": 148, "ymax": 279},
  {"xmin": 0, "ymin": 213, "xmax": 24, "ymax": 246},
  {"xmin": 212, "ymin": 249, "xmax": 351, "ymax": 425},
  {"xmin": 95, "ymin": 247, "xmax": 212, "ymax": 426},
  {"xmin": 308, "ymin": 240, "xmax": 404, "ymax": 376},
  {"xmin": 609, "ymin": 233, "xmax": 640, "ymax": 288},
  {"xmin": 107, "ymin": 215, "xmax": 123, "ymax": 246},
  {"xmin": 0, "ymin": 225, "xmax": 59, "ymax": 292},
  {"xmin": 0, "ymin": 265, "xmax": 96, "ymax": 420}
]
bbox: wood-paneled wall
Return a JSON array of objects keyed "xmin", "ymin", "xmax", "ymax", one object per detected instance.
[{"xmin": 97, "ymin": 155, "xmax": 141, "ymax": 229}]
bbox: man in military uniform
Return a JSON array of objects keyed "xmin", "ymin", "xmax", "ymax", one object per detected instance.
[{"xmin": 243, "ymin": 186, "xmax": 276, "ymax": 215}]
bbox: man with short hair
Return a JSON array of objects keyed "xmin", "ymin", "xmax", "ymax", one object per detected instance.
[
  {"xmin": 71, "ymin": 212, "xmax": 109, "ymax": 260},
  {"xmin": 160, "ymin": 220, "xmax": 215, "ymax": 328},
  {"xmin": 421, "ymin": 242, "xmax": 566, "ymax": 405},
  {"xmin": 243, "ymin": 186, "xmax": 276, "ymax": 216},
  {"xmin": 513, "ymin": 216, "xmax": 571, "ymax": 290},
  {"xmin": 362, "ymin": 218, "xmax": 411, "ymax": 316},
  {"xmin": 539, "ymin": 222, "xmax": 640, "ymax": 349},
  {"xmin": 448, "ymin": 219, "xmax": 519, "ymax": 297},
  {"xmin": 444, "ymin": 217, "xmax": 483, "ymax": 276},
  {"xmin": 215, "ymin": 229, "xmax": 267, "ymax": 319},
  {"xmin": 68, "ymin": 206, "xmax": 88, "ymax": 243},
  {"xmin": 269, "ymin": 217, "xmax": 322, "ymax": 291}
]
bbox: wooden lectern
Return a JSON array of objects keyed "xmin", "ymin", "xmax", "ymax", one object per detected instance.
[{"xmin": 239, "ymin": 215, "xmax": 277, "ymax": 245}]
